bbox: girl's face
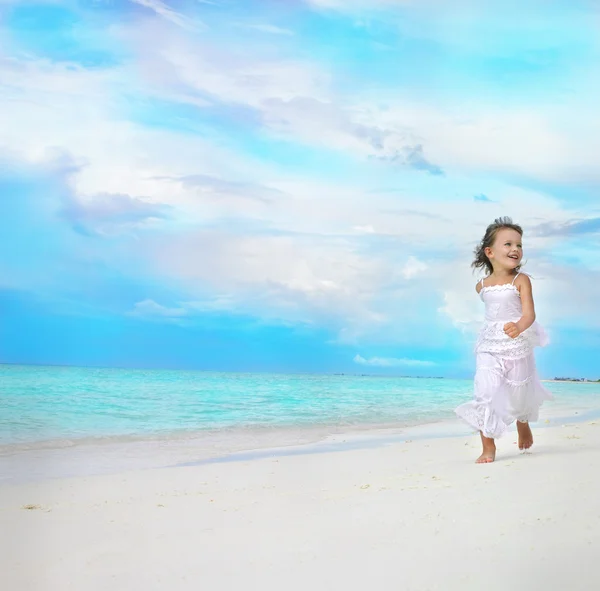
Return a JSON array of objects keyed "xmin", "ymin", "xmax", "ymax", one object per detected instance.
[{"xmin": 486, "ymin": 228, "xmax": 523, "ymax": 271}]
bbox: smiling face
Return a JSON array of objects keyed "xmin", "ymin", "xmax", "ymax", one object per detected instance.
[{"xmin": 485, "ymin": 228, "xmax": 523, "ymax": 272}]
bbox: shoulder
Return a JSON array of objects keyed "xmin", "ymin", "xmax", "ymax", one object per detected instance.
[
  {"xmin": 514, "ymin": 272, "xmax": 532, "ymax": 291},
  {"xmin": 475, "ymin": 278, "xmax": 486, "ymax": 294}
]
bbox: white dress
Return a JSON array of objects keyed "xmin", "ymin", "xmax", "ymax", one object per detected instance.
[{"xmin": 455, "ymin": 273, "xmax": 553, "ymax": 439}]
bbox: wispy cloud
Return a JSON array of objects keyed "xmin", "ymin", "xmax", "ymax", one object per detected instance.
[
  {"xmin": 533, "ymin": 217, "xmax": 600, "ymax": 237},
  {"xmin": 370, "ymin": 144, "xmax": 444, "ymax": 176},
  {"xmin": 402, "ymin": 256, "xmax": 428, "ymax": 279},
  {"xmin": 157, "ymin": 174, "xmax": 284, "ymax": 204},
  {"xmin": 130, "ymin": 297, "xmax": 246, "ymax": 322},
  {"xmin": 474, "ymin": 193, "xmax": 494, "ymax": 203},
  {"xmin": 130, "ymin": 0, "xmax": 205, "ymax": 30},
  {"xmin": 353, "ymin": 354, "xmax": 435, "ymax": 367},
  {"xmin": 403, "ymin": 144, "xmax": 445, "ymax": 176},
  {"xmin": 438, "ymin": 289, "xmax": 481, "ymax": 333},
  {"xmin": 236, "ymin": 23, "xmax": 295, "ymax": 36},
  {"xmin": 129, "ymin": 299, "xmax": 188, "ymax": 323},
  {"xmin": 124, "ymin": 33, "xmax": 444, "ymax": 175},
  {"xmin": 306, "ymin": 0, "xmax": 410, "ymax": 11},
  {"xmin": 62, "ymin": 193, "xmax": 171, "ymax": 236}
]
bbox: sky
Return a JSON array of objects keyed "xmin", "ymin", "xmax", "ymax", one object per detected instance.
[{"xmin": 1, "ymin": 0, "xmax": 600, "ymax": 378}]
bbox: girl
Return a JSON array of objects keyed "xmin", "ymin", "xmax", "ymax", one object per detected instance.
[{"xmin": 455, "ymin": 217, "xmax": 552, "ymax": 463}]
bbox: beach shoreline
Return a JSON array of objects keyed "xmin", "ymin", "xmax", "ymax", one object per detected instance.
[{"xmin": 1, "ymin": 400, "xmax": 599, "ymax": 486}]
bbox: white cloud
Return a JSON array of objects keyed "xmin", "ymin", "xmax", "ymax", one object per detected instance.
[
  {"xmin": 61, "ymin": 191, "xmax": 171, "ymax": 236},
  {"xmin": 129, "ymin": 299, "xmax": 188, "ymax": 318},
  {"xmin": 438, "ymin": 289, "xmax": 481, "ymax": 333},
  {"xmin": 118, "ymin": 16, "xmax": 600, "ymax": 184},
  {"xmin": 136, "ymin": 24, "xmax": 600, "ymax": 184},
  {"xmin": 353, "ymin": 224, "xmax": 376, "ymax": 233},
  {"xmin": 352, "ymin": 98, "xmax": 600, "ymax": 184},
  {"xmin": 0, "ymin": 54, "xmax": 271, "ymax": 208},
  {"xmin": 5, "ymin": 2, "xmax": 599, "ymax": 187},
  {"xmin": 119, "ymin": 23, "xmax": 446, "ymax": 171},
  {"xmin": 142, "ymin": 230, "xmax": 391, "ymax": 331},
  {"xmin": 353, "ymin": 354, "xmax": 435, "ymax": 367},
  {"xmin": 402, "ymin": 256, "xmax": 427, "ymax": 279},
  {"xmin": 137, "ymin": 32, "xmax": 331, "ymax": 108}
]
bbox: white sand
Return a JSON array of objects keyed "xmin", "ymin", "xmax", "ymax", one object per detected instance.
[{"xmin": 2, "ymin": 419, "xmax": 600, "ymax": 591}]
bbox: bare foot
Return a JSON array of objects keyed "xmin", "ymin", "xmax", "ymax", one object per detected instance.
[
  {"xmin": 517, "ymin": 421, "xmax": 534, "ymax": 450},
  {"xmin": 476, "ymin": 450, "xmax": 496, "ymax": 463},
  {"xmin": 476, "ymin": 432, "xmax": 496, "ymax": 464}
]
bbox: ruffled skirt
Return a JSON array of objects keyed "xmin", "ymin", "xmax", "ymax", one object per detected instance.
[
  {"xmin": 455, "ymin": 351, "xmax": 553, "ymax": 439},
  {"xmin": 475, "ymin": 320, "xmax": 549, "ymax": 359}
]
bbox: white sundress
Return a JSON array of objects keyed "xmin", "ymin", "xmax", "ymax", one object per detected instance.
[{"xmin": 455, "ymin": 272, "xmax": 553, "ymax": 439}]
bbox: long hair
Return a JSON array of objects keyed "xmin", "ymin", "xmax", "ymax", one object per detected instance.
[{"xmin": 472, "ymin": 216, "xmax": 523, "ymax": 276}]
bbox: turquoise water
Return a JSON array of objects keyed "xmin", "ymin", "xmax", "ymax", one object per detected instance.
[{"xmin": 1, "ymin": 364, "xmax": 599, "ymax": 446}]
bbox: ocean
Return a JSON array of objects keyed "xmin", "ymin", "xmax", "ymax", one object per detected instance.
[{"xmin": 2, "ymin": 364, "xmax": 599, "ymax": 449}]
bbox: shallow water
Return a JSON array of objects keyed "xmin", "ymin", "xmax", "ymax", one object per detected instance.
[{"xmin": 2, "ymin": 364, "xmax": 598, "ymax": 447}]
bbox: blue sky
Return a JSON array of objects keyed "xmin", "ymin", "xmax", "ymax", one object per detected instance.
[{"xmin": 1, "ymin": 0, "xmax": 600, "ymax": 377}]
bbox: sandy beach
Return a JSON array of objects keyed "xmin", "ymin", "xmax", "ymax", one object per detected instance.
[{"xmin": 2, "ymin": 417, "xmax": 600, "ymax": 591}]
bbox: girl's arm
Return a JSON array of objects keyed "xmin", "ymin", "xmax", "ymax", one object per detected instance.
[{"xmin": 515, "ymin": 274, "xmax": 536, "ymax": 333}]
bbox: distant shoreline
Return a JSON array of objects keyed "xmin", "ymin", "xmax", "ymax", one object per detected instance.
[{"xmin": 543, "ymin": 379, "xmax": 600, "ymax": 383}]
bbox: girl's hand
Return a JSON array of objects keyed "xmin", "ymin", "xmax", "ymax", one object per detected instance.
[{"xmin": 503, "ymin": 322, "xmax": 521, "ymax": 339}]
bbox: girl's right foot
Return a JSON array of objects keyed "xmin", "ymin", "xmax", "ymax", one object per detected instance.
[{"xmin": 476, "ymin": 433, "xmax": 496, "ymax": 463}]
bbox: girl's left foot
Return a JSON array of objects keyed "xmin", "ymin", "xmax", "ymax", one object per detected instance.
[
  {"xmin": 517, "ymin": 421, "xmax": 534, "ymax": 450},
  {"xmin": 476, "ymin": 448, "xmax": 496, "ymax": 463}
]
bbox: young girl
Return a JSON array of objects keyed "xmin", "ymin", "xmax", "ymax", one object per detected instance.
[{"xmin": 455, "ymin": 216, "xmax": 552, "ymax": 463}]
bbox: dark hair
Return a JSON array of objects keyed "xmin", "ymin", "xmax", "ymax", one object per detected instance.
[{"xmin": 472, "ymin": 216, "xmax": 523, "ymax": 275}]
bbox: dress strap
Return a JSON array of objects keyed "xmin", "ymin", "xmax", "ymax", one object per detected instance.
[
  {"xmin": 511, "ymin": 272, "xmax": 521, "ymax": 285},
  {"xmin": 480, "ymin": 277, "xmax": 485, "ymax": 288}
]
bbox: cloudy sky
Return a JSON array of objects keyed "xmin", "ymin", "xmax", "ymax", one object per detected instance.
[{"xmin": 1, "ymin": 0, "xmax": 599, "ymax": 377}]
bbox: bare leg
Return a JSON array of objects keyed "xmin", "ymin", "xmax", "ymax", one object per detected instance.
[
  {"xmin": 476, "ymin": 432, "xmax": 496, "ymax": 463},
  {"xmin": 516, "ymin": 421, "xmax": 534, "ymax": 450}
]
